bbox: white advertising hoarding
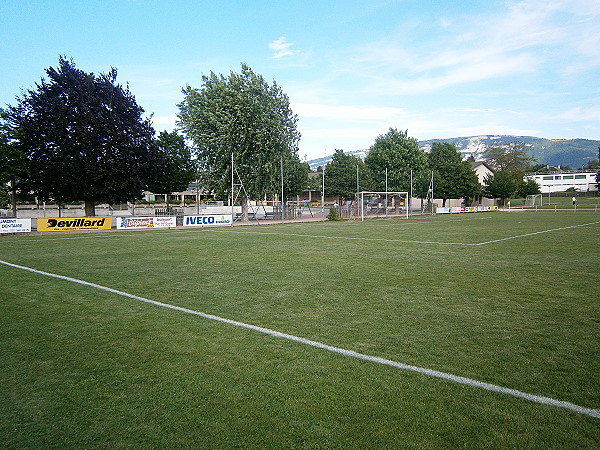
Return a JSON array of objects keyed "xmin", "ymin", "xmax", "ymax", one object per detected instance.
[
  {"xmin": 183, "ymin": 215, "xmax": 233, "ymax": 227},
  {"xmin": 116, "ymin": 216, "xmax": 176, "ymax": 230},
  {"xmin": 0, "ymin": 218, "xmax": 31, "ymax": 233}
]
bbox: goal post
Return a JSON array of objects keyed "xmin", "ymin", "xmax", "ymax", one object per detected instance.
[
  {"xmin": 356, "ymin": 191, "xmax": 409, "ymax": 221},
  {"xmin": 525, "ymin": 194, "xmax": 543, "ymax": 207}
]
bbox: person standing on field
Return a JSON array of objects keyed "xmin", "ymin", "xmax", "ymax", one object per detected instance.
[{"xmin": 572, "ymin": 196, "xmax": 577, "ymax": 206}]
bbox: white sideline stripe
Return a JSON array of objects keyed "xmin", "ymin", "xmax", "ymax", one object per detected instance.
[
  {"xmin": 2, "ymin": 258, "xmax": 599, "ymax": 420},
  {"xmin": 476, "ymin": 221, "xmax": 600, "ymax": 245},
  {"xmin": 205, "ymin": 229, "xmax": 477, "ymax": 246}
]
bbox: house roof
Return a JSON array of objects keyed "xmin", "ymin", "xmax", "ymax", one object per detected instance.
[{"xmin": 471, "ymin": 161, "xmax": 495, "ymax": 173}]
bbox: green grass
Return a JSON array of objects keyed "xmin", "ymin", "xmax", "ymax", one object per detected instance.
[
  {"xmin": 1, "ymin": 211, "xmax": 599, "ymax": 448},
  {"xmin": 512, "ymin": 193, "xmax": 600, "ymax": 209}
]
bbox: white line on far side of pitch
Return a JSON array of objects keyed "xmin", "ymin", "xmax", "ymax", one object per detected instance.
[
  {"xmin": 475, "ymin": 221, "xmax": 600, "ymax": 245},
  {"xmin": 205, "ymin": 229, "xmax": 477, "ymax": 246},
  {"xmin": 1, "ymin": 258, "xmax": 599, "ymax": 420}
]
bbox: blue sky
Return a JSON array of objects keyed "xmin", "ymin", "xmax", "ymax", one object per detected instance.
[{"xmin": 1, "ymin": 0, "xmax": 598, "ymax": 160}]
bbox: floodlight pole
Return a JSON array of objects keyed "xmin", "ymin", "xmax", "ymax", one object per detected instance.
[
  {"xmin": 231, "ymin": 153, "xmax": 234, "ymax": 225},
  {"xmin": 385, "ymin": 168, "xmax": 388, "ymax": 216},
  {"xmin": 322, "ymin": 166, "xmax": 325, "ymax": 221},
  {"xmin": 410, "ymin": 170, "xmax": 413, "ymax": 217},
  {"xmin": 281, "ymin": 156, "xmax": 284, "ymax": 224}
]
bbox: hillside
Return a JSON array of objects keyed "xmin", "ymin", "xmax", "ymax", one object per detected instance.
[{"xmin": 307, "ymin": 136, "xmax": 599, "ymax": 170}]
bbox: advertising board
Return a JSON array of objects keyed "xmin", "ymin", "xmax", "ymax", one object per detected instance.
[
  {"xmin": 37, "ymin": 217, "xmax": 112, "ymax": 232},
  {"xmin": 116, "ymin": 216, "xmax": 176, "ymax": 230},
  {"xmin": 0, "ymin": 218, "xmax": 32, "ymax": 234},
  {"xmin": 183, "ymin": 215, "xmax": 233, "ymax": 227}
]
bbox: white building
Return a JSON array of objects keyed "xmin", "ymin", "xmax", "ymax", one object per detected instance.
[{"xmin": 527, "ymin": 171, "xmax": 598, "ymax": 193}]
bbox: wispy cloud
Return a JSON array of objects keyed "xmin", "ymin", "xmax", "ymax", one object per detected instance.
[
  {"xmin": 343, "ymin": 0, "xmax": 599, "ymax": 95},
  {"xmin": 269, "ymin": 36, "xmax": 299, "ymax": 58},
  {"xmin": 553, "ymin": 106, "xmax": 600, "ymax": 122},
  {"xmin": 292, "ymin": 103, "xmax": 408, "ymax": 122}
]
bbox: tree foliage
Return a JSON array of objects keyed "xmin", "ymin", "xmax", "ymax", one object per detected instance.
[
  {"xmin": 428, "ymin": 142, "xmax": 480, "ymax": 206},
  {"xmin": 148, "ymin": 130, "xmax": 197, "ymax": 202},
  {"xmin": 482, "ymin": 143, "xmax": 536, "ymax": 176},
  {"xmin": 7, "ymin": 57, "xmax": 161, "ymax": 215},
  {"xmin": 324, "ymin": 150, "xmax": 369, "ymax": 200},
  {"xmin": 177, "ymin": 64, "xmax": 301, "ymax": 207},
  {"xmin": 365, "ymin": 128, "xmax": 427, "ymax": 192},
  {"xmin": 516, "ymin": 178, "xmax": 541, "ymax": 198},
  {"xmin": 0, "ymin": 108, "xmax": 26, "ymax": 212},
  {"xmin": 482, "ymin": 170, "xmax": 518, "ymax": 206}
]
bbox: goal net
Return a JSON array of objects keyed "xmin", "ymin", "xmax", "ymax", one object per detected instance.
[
  {"xmin": 355, "ymin": 191, "xmax": 409, "ymax": 221},
  {"xmin": 525, "ymin": 194, "xmax": 543, "ymax": 207}
]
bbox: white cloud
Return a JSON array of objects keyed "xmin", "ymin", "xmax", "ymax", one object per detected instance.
[
  {"xmin": 269, "ymin": 36, "xmax": 299, "ymax": 58},
  {"xmin": 553, "ymin": 106, "xmax": 600, "ymax": 122},
  {"xmin": 292, "ymin": 103, "xmax": 408, "ymax": 121}
]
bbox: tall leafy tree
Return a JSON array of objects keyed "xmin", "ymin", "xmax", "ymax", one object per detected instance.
[
  {"xmin": 177, "ymin": 64, "xmax": 301, "ymax": 217},
  {"xmin": 7, "ymin": 57, "xmax": 161, "ymax": 216},
  {"xmin": 516, "ymin": 178, "xmax": 541, "ymax": 198},
  {"xmin": 482, "ymin": 170, "xmax": 518, "ymax": 206},
  {"xmin": 324, "ymin": 149, "xmax": 369, "ymax": 201},
  {"xmin": 148, "ymin": 130, "xmax": 197, "ymax": 205},
  {"xmin": 365, "ymin": 128, "xmax": 428, "ymax": 192},
  {"xmin": 428, "ymin": 142, "xmax": 480, "ymax": 206},
  {"xmin": 0, "ymin": 108, "xmax": 26, "ymax": 214},
  {"xmin": 282, "ymin": 159, "xmax": 310, "ymax": 201},
  {"xmin": 482, "ymin": 143, "xmax": 536, "ymax": 176}
]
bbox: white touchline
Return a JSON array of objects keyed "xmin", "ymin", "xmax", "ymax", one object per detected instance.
[
  {"xmin": 476, "ymin": 221, "xmax": 600, "ymax": 246},
  {"xmin": 205, "ymin": 229, "xmax": 477, "ymax": 246},
  {"xmin": 2, "ymin": 258, "xmax": 599, "ymax": 420}
]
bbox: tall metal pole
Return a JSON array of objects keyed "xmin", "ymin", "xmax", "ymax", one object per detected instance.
[
  {"xmin": 410, "ymin": 169, "xmax": 413, "ymax": 217},
  {"xmin": 385, "ymin": 167, "xmax": 388, "ymax": 216},
  {"xmin": 322, "ymin": 166, "xmax": 325, "ymax": 221},
  {"xmin": 281, "ymin": 156, "xmax": 284, "ymax": 224},
  {"xmin": 231, "ymin": 153, "xmax": 234, "ymax": 224}
]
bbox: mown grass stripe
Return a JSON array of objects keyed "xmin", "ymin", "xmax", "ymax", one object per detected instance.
[{"xmin": 2, "ymin": 258, "xmax": 598, "ymax": 419}]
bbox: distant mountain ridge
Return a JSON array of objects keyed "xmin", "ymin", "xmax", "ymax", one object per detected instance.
[{"xmin": 307, "ymin": 136, "xmax": 599, "ymax": 170}]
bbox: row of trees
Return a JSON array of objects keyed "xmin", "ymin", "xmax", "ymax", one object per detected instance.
[
  {"xmin": 1, "ymin": 57, "xmax": 557, "ymax": 216},
  {"xmin": 1, "ymin": 58, "xmax": 310, "ymax": 217},
  {"xmin": 319, "ymin": 130, "xmax": 542, "ymax": 207}
]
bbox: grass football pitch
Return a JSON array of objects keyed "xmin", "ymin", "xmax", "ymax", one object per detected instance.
[{"xmin": 1, "ymin": 211, "xmax": 599, "ymax": 448}]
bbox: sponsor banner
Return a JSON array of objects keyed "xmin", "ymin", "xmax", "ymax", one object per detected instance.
[
  {"xmin": 476, "ymin": 206, "xmax": 490, "ymax": 212},
  {"xmin": 436, "ymin": 207, "xmax": 451, "ymax": 214},
  {"xmin": 450, "ymin": 207, "xmax": 464, "ymax": 214},
  {"xmin": 117, "ymin": 216, "xmax": 176, "ymax": 230},
  {"xmin": 0, "ymin": 218, "xmax": 32, "ymax": 234},
  {"xmin": 38, "ymin": 217, "xmax": 112, "ymax": 232},
  {"xmin": 183, "ymin": 214, "xmax": 233, "ymax": 227},
  {"xmin": 464, "ymin": 207, "xmax": 476, "ymax": 213}
]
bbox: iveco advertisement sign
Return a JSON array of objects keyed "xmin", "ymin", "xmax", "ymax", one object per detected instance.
[{"xmin": 183, "ymin": 215, "xmax": 232, "ymax": 227}]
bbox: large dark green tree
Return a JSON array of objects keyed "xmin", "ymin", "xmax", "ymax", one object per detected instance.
[
  {"xmin": 365, "ymin": 128, "xmax": 427, "ymax": 192},
  {"xmin": 7, "ymin": 57, "xmax": 161, "ymax": 216},
  {"xmin": 428, "ymin": 142, "xmax": 480, "ymax": 206},
  {"xmin": 0, "ymin": 108, "xmax": 26, "ymax": 214},
  {"xmin": 148, "ymin": 130, "xmax": 197, "ymax": 205},
  {"xmin": 177, "ymin": 64, "xmax": 301, "ymax": 217},
  {"xmin": 482, "ymin": 170, "xmax": 518, "ymax": 206},
  {"xmin": 324, "ymin": 149, "xmax": 369, "ymax": 201}
]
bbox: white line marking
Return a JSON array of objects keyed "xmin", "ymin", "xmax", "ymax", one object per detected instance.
[
  {"xmin": 1, "ymin": 258, "xmax": 598, "ymax": 419},
  {"xmin": 476, "ymin": 221, "xmax": 600, "ymax": 245},
  {"xmin": 204, "ymin": 229, "xmax": 477, "ymax": 246}
]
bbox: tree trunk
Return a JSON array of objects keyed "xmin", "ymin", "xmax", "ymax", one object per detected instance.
[
  {"xmin": 241, "ymin": 197, "xmax": 250, "ymax": 222},
  {"xmin": 84, "ymin": 200, "xmax": 96, "ymax": 217},
  {"xmin": 11, "ymin": 178, "xmax": 17, "ymax": 218}
]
